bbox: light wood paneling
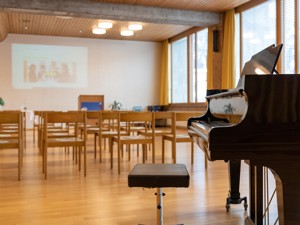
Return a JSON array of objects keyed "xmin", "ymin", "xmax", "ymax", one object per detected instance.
[
  {"xmin": 0, "ymin": 0, "xmax": 251, "ymax": 42},
  {"xmin": 5, "ymin": 11, "xmax": 191, "ymax": 42}
]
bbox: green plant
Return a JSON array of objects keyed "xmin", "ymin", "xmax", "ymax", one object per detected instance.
[
  {"xmin": 109, "ymin": 100, "xmax": 122, "ymax": 110},
  {"xmin": 0, "ymin": 97, "xmax": 4, "ymax": 106}
]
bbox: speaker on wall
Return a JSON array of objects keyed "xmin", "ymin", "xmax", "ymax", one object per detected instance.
[{"xmin": 213, "ymin": 30, "xmax": 219, "ymax": 52}]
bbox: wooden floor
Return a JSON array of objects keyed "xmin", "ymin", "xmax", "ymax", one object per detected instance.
[{"xmin": 0, "ymin": 130, "xmax": 251, "ymax": 225}]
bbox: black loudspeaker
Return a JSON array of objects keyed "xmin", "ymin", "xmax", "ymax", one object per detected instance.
[{"xmin": 213, "ymin": 30, "xmax": 219, "ymax": 52}]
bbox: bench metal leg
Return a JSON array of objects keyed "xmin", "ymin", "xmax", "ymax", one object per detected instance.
[{"xmin": 156, "ymin": 188, "xmax": 164, "ymax": 225}]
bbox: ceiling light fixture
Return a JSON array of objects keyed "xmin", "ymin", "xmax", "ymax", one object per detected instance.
[
  {"xmin": 128, "ymin": 24, "xmax": 143, "ymax": 31},
  {"xmin": 92, "ymin": 28, "xmax": 106, "ymax": 35},
  {"xmin": 121, "ymin": 30, "xmax": 134, "ymax": 36},
  {"xmin": 98, "ymin": 22, "xmax": 113, "ymax": 29}
]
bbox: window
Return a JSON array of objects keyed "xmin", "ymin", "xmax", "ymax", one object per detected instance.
[
  {"xmin": 240, "ymin": 0, "xmax": 276, "ymax": 70},
  {"xmin": 170, "ymin": 29, "xmax": 208, "ymax": 103},
  {"xmin": 239, "ymin": 0, "xmax": 300, "ymax": 75},
  {"xmin": 194, "ymin": 29, "xmax": 208, "ymax": 102},
  {"xmin": 171, "ymin": 37, "xmax": 187, "ymax": 103},
  {"xmin": 282, "ymin": 0, "xmax": 295, "ymax": 73}
]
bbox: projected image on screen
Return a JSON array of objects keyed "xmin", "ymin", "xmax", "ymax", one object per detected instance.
[{"xmin": 12, "ymin": 44, "xmax": 88, "ymax": 89}]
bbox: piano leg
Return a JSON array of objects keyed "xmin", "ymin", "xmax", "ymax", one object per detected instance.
[
  {"xmin": 225, "ymin": 160, "xmax": 248, "ymax": 211},
  {"xmin": 248, "ymin": 165, "xmax": 263, "ymax": 225},
  {"xmin": 253, "ymin": 159, "xmax": 300, "ymax": 225}
]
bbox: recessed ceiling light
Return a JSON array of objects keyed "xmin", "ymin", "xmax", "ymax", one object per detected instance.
[
  {"xmin": 121, "ymin": 30, "xmax": 134, "ymax": 36},
  {"xmin": 98, "ymin": 22, "xmax": 113, "ymax": 29},
  {"xmin": 128, "ymin": 24, "xmax": 143, "ymax": 31},
  {"xmin": 56, "ymin": 16, "xmax": 72, "ymax": 20},
  {"xmin": 92, "ymin": 28, "xmax": 106, "ymax": 35}
]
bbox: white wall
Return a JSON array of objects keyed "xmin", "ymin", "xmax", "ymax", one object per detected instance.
[{"xmin": 0, "ymin": 34, "xmax": 162, "ymax": 111}]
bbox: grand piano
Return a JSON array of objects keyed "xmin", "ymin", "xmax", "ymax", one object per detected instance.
[{"xmin": 188, "ymin": 44, "xmax": 300, "ymax": 225}]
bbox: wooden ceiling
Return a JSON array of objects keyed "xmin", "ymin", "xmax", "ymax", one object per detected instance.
[{"xmin": 0, "ymin": 0, "xmax": 250, "ymax": 42}]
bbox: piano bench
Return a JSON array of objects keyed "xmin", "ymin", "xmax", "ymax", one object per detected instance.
[{"xmin": 128, "ymin": 163, "xmax": 190, "ymax": 225}]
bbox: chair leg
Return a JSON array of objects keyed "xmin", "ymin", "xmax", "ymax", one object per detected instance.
[
  {"xmin": 94, "ymin": 133, "xmax": 97, "ymax": 159},
  {"xmin": 142, "ymin": 144, "xmax": 146, "ymax": 163},
  {"xmin": 99, "ymin": 134, "xmax": 103, "ymax": 163},
  {"xmin": 128, "ymin": 144, "xmax": 131, "ymax": 161},
  {"xmin": 98, "ymin": 136, "xmax": 103, "ymax": 163},
  {"xmin": 44, "ymin": 147, "xmax": 47, "ymax": 179},
  {"xmin": 18, "ymin": 147, "xmax": 21, "ymax": 181},
  {"xmin": 152, "ymin": 142, "xmax": 155, "ymax": 164},
  {"xmin": 109, "ymin": 139, "xmax": 113, "ymax": 169},
  {"xmin": 162, "ymin": 138, "xmax": 165, "ymax": 163},
  {"xmin": 118, "ymin": 143, "xmax": 121, "ymax": 174},
  {"xmin": 84, "ymin": 146, "xmax": 86, "ymax": 177},
  {"xmin": 78, "ymin": 147, "xmax": 81, "ymax": 171},
  {"xmin": 172, "ymin": 140, "xmax": 176, "ymax": 163}
]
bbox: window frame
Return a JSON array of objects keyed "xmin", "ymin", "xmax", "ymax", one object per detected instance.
[{"xmin": 169, "ymin": 27, "xmax": 208, "ymax": 104}]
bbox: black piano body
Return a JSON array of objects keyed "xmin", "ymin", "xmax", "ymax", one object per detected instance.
[
  {"xmin": 188, "ymin": 74, "xmax": 300, "ymax": 225},
  {"xmin": 188, "ymin": 44, "xmax": 300, "ymax": 225}
]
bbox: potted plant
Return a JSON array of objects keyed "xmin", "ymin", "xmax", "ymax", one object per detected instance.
[
  {"xmin": 109, "ymin": 100, "xmax": 122, "ymax": 110},
  {"xmin": 0, "ymin": 97, "xmax": 4, "ymax": 109}
]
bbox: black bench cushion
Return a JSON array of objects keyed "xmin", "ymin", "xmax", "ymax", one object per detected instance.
[{"xmin": 128, "ymin": 164, "xmax": 190, "ymax": 188}]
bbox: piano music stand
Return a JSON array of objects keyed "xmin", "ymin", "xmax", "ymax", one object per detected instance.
[{"xmin": 128, "ymin": 164, "xmax": 190, "ymax": 225}]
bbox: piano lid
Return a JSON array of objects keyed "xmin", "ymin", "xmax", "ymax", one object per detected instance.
[{"xmin": 240, "ymin": 44, "xmax": 283, "ymax": 77}]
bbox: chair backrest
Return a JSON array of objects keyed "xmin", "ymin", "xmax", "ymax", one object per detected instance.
[
  {"xmin": 101, "ymin": 111, "xmax": 120, "ymax": 120},
  {"xmin": 85, "ymin": 110, "xmax": 100, "ymax": 126},
  {"xmin": 0, "ymin": 110, "xmax": 23, "ymax": 146},
  {"xmin": 0, "ymin": 110, "xmax": 22, "ymax": 125},
  {"xmin": 86, "ymin": 111, "xmax": 100, "ymax": 120},
  {"xmin": 43, "ymin": 111, "xmax": 87, "ymax": 138},
  {"xmin": 154, "ymin": 111, "xmax": 173, "ymax": 120},
  {"xmin": 119, "ymin": 111, "xmax": 155, "ymax": 135},
  {"xmin": 86, "ymin": 111, "xmax": 120, "ymax": 131}
]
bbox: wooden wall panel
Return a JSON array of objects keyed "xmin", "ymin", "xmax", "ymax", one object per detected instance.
[{"xmin": 0, "ymin": 12, "xmax": 8, "ymax": 42}]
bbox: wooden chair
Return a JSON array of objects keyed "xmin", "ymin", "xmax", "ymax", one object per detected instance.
[
  {"xmin": 42, "ymin": 111, "xmax": 87, "ymax": 179},
  {"xmin": 97, "ymin": 111, "xmax": 127, "ymax": 166},
  {"xmin": 86, "ymin": 111, "xmax": 121, "ymax": 162},
  {"xmin": 110, "ymin": 111, "xmax": 155, "ymax": 174},
  {"xmin": 38, "ymin": 111, "xmax": 70, "ymax": 155},
  {"xmin": 0, "ymin": 110, "xmax": 23, "ymax": 180},
  {"xmin": 137, "ymin": 111, "xmax": 173, "ymax": 137},
  {"xmin": 85, "ymin": 111, "xmax": 103, "ymax": 159},
  {"xmin": 162, "ymin": 111, "xmax": 208, "ymax": 168}
]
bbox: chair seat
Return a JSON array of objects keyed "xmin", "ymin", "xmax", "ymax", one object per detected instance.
[
  {"xmin": 47, "ymin": 137, "xmax": 84, "ymax": 146},
  {"xmin": 128, "ymin": 163, "xmax": 190, "ymax": 188},
  {"xmin": 101, "ymin": 130, "xmax": 125, "ymax": 136},
  {"xmin": 119, "ymin": 135, "xmax": 152, "ymax": 141},
  {"xmin": 138, "ymin": 129, "xmax": 172, "ymax": 136},
  {"xmin": 163, "ymin": 134, "xmax": 192, "ymax": 143}
]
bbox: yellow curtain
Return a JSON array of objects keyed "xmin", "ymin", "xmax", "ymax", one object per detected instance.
[
  {"xmin": 221, "ymin": 9, "xmax": 236, "ymax": 89},
  {"xmin": 159, "ymin": 40, "xmax": 169, "ymax": 105},
  {"xmin": 207, "ymin": 27, "xmax": 214, "ymax": 89}
]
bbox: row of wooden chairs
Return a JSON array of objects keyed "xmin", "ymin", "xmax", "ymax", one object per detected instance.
[
  {"xmin": 28, "ymin": 110, "xmax": 208, "ymax": 178},
  {"xmin": 92, "ymin": 111, "xmax": 207, "ymax": 174}
]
